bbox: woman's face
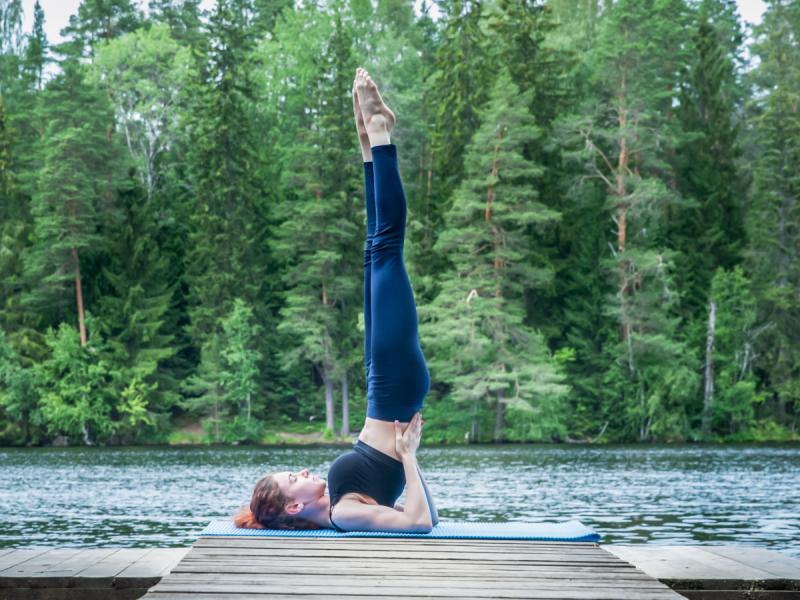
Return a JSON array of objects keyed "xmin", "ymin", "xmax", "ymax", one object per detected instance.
[{"xmin": 275, "ymin": 468, "xmax": 326, "ymax": 505}]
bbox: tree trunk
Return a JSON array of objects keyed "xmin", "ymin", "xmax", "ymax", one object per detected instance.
[
  {"xmin": 494, "ymin": 387, "xmax": 505, "ymax": 443},
  {"xmin": 324, "ymin": 371, "xmax": 335, "ymax": 434},
  {"xmin": 702, "ymin": 300, "xmax": 717, "ymax": 436},
  {"xmin": 214, "ymin": 395, "xmax": 220, "ymax": 441},
  {"xmin": 246, "ymin": 391, "xmax": 251, "ymax": 421},
  {"xmin": 470, "ymin": 397, "xmax": 479, "ymax": 443},
  {"xmin": 616, "ymin": 66, "xmax": 630, "ymax": 344},
  {"xmin": 71, "ymin": 246, "xmax": 87, "ymax": 347},
  {"xmin": 340, "ymin": 371, "xmax": 350, "ymax": 437}
]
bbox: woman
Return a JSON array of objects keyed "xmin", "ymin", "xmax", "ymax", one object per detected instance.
[{"xmin": 234, "ymin": 68, "xmax": 438, "ymax": 533}]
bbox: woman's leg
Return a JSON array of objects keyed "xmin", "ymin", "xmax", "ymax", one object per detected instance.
[
  {"xmin": 367, "ymin": 144, "xmax": 430, "ymax": 422},
  {"xmin": 362, "ymin": 161, "xmax": 376, "ymax": 381}
]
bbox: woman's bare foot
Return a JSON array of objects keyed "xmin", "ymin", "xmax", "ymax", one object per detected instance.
[
  {"xmin": 355, "ymin": 67, "xmax": 395, "ymax": 148},
  {"xmin": 352, "ymin": 79, "xmax": 372, "ymax": 162}
]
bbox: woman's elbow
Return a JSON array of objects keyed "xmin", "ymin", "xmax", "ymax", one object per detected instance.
[{"xmin": 411, "ymin": 517, "xmax": 433, "ymax": 533}]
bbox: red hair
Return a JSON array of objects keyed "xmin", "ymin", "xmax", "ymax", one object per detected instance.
[{"xmin": 233, "ymin": 473, "xmax": 323, "ymax": 530}]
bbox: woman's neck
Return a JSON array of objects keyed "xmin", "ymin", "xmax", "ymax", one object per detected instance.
[{"xmin": 300, "ymin": 493, "xmax": 332, "ymax": 528}]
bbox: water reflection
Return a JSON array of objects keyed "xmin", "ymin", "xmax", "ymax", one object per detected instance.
[{"xmin": 0, "ymin": 443, "xmax": 798, "ymax": 557}]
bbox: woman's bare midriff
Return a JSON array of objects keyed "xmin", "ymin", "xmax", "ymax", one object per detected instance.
[{"xmin": 357, "ymin": 415, "xmax": 409, "ymax": 462}]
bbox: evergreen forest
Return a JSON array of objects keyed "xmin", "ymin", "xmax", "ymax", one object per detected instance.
[{"xmin": 0, "ymin": 0, "xmax": 798, "ymax": 446}]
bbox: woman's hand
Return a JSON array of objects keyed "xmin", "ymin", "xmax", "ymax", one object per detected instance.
[{"xmin": 395, "ymin": 412, "xmax": 423, "ymax": 458}]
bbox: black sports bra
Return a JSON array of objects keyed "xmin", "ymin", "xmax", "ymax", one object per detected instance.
[{"xmin": 327, "ymin": 439, "xmax": 405, "ymax": 531}]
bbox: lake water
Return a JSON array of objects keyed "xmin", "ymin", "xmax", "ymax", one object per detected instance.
[{"xmin": 1, "ymin": 443, "xmax": 798, "ymax": 557}]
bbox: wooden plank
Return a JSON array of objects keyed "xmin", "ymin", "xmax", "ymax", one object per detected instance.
[
  {"xmin": 185, "ymin": 557, "xmax": 627, "ymax": 572},
  {"xmin": 173, "ymin": 563, "xmax": 656, "ymax": 579},
  {"xmin": 73, "ymin": 548, "xmax": 153, "ymax": 578},
  {"xmin": 117, "ymin": 548, "xmax": 191, "ymax": 578},
  {"xmin": 605, "ymin": 546, "xmax": 779, "ymax": 580},
  {"xmin": 1, "ymin": 589, "xmax": 149, "ymax": 600},
  {"xmin": 0, "ymin": 550, "xmax": 53, "ymax": 575},
  {"xmin": 699, "ymin": 547, "xmax": 800, "ymax": 579},
  {"xmin": 27, "ymin": 548, "xmax": 121, "ymax": 578},
  {"xmin": 0, "ymin": 549, "xmax": 84, "ymax": 577},
  {"xmin": 144, "ymin": 540, "xmax": 683, "ymax": 600},
  {"xmin": 162, "ymin": 572, "xmax": 672, "ymax": 589},
  {"xmin": 150, "ymin": 581, "xmax": 681, "ymax": 599},
  {"xmin": 195, "ymin": 541, "xmax": 606, "ymax": 555},
  {"xmin": 187, "ymin": 547, "xmax": 624, "ymax": 563}
]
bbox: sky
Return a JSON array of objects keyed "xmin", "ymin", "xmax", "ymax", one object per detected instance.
[{"xmin": 21, "ymin": 0, "xmax": 768, "ymax": 47}]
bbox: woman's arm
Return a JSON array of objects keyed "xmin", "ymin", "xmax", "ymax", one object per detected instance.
[
  {"xmin": 331, "ymin": 413, "xmax": 433, "ymax": 533},
  {"xmin": 398, "ymin": 452, "xmax": 433, "ymax": 529}
]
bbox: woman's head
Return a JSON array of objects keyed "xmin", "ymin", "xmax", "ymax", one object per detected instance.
[{"xmin": 234, "ymin": 468, "xmax": 327, "ymax": 530}]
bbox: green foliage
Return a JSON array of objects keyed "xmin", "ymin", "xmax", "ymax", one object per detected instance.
[
  {"xmin": 707, "ymin": 267, "xmax": 760, "ymax": 435},
  {"xmin": 421, "ymin": 67, "xmax": 568, "ymax": 442},
  {"xmin": 745, "ymin": 0, "xmax": 800, "ymax": 432},
  {"xmin": 92, "ymin": 24, "xmax": 191, "ymax": 201},
  {"xmin": 0, "ymin": 0, "xmax": 796, "ymax": 445},
  {"xmin": 22, "ymin": 60, "xmax": 118, "ymax": 320},
  {"xmin": 182, "ymin": 0, "xmax": 272, "ymax": 355},
  {"xmin": 60, "ymin": 0, "xmax": 142, "ymax": 59},
  {"xmin": 219, "ymin": 299, "xmax": 263, "ymax": 421},
  {"xmin": 33, "ymin": 318, "xmax": 112, "ymax": 444},
  {"xmin": 182, "ymin": 299, "xmax": 264, "ymax": 442},
  {"xmin": 23, "ymin": 1, "xmax": 47, "ymax": 90},
  {"xmin": 672, "ymin": 5, "xmax": 745, "ymax": 327},
  {"xmin": 96, "ymin": 183, "xmax": 180, "ymax": 423},
  {"xmin": 0, "ymin": 329, "xmax": 41, "ymax": 444}
]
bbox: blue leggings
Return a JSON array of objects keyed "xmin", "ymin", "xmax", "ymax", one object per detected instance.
[{"xmin": 363, "ymin": 144, "xmax": 430, "ymax": 423}]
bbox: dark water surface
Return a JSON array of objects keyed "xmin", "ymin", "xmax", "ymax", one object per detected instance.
[{"xmin": 1, "ymin": 443, "xmax": 798, "ymax": 556}]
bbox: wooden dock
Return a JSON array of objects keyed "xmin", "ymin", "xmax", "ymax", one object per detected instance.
[
  {"xmin": 2, "ymin": 542, "xmax": 799, "ymax": 599},
  {"xmin": 607, "ymin": 545, "xmax": 800, "ymax": 599},
  {"xmin": 143, "ymin": 536, "xmax": 685, "ymax": 599},
  {"xmin": 0, "ymin": 547, "xmax": 188, "ymax": 599}
]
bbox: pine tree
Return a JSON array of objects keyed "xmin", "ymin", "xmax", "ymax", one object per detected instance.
[
  {"xmin": 259, "ymin": 1, "xmax": 364, "ymax": 435},
  {"xmin": 60, "ymin": 0, "xmax": 141, "ymax": 60},
  {"xmin": 253, "ymin": 0, "xmax": 294, "ymax": 35},
  {"xmin": 425, "ymin": 0, "xmax": 495, "ymax": 238},
  {"xmin": 673, "ymin": 4, "xmax": 745, "ymax": 326},
  {"xmin": 487, "ymin": 0, "xmax": 574, "ymax": 128},
  {"xmin": 23, "ymin": 1, "xmax": 47, "ymax": 90},
  {"xmin": 746, "ymin": 0, "xmax": 800, "ymax": 431},
  {"xmin": 556, "ymin": 182, "xmax": 616, "ymax": 440},
  {"xmin": 96, "ymin": 182, "xmax": 179, "ymax": 426},
  {"xmin": 147, "ymin": 0, "xmax": 203, "ymax": 47},
  {"xmin": 486, "ymin": 0, "xmax": 578, "ymax": 344},
  {"xmin": 22, "ymin": 60, "xmax": 118, "ymax": 346},
  {"xmin": 182, "ymin": 333, "xmax": 227, "ymax": 441},
  {"xmin": 420, "ymin": 68, "xmax": 567, "ymax": 443},
  {"xmin": 0, "ymin": 0, "xmax": 24, "ymax": 93},
  {"xmin": 561, "ymin": 0, "xmax": 698, "ymax": 440},
  {"xmin": 182, "ymin": 0, "xmax": 270, "ymax": 352}
]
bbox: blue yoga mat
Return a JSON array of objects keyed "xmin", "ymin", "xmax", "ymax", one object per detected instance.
[{"xmin": 200, "ymin": 519, "xmax": 601, "ymax": 542}]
